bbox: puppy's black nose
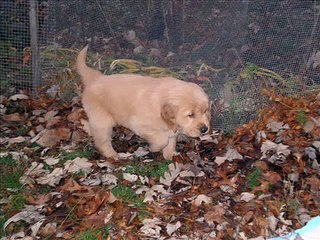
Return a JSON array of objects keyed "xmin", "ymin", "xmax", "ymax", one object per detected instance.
[{"xmin": 200, "ymin": 126, "xmax": 208, "ymax": 134}]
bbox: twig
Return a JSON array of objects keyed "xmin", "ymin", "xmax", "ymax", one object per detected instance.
[
  {"xmin": 95, "ymin": 0, "xmax": 115, "ymax": 38},
  {"xmin": 182, "ymin": 0, "xmax": 185, "ymax": 44},
  {"xmin": 162, "ymin": 1, "xmax": 170, "ymax": 47},
  {"xmin": 29, "ymin": 0, "xmax": 41, "ymax": 94},
  {"xmin": 302, "ymin": 1, "xmax": 320, "ymax": 73}
]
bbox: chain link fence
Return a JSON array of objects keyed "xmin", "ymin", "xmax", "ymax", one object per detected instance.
[
  {"xmin": 0, "ymin": 0, "xmax": 50, "ymax": 95},
  {"xmin": 1, "ymin": 0, "xmax": 319, "ymax": 130}
]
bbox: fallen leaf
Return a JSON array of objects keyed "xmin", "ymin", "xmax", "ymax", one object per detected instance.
[
  {"xmin": 266, "ymin": 215, "xmax": 279, "ymax": 232},
  {"xmin": 193, "ymin": 194, "xmax": 212, "ymax": 206},
  {"xmin": 20, "ymin": 162, "xmax": 49, "ymax": 185},
  {"xmin": 118, "ymin": 152, "xmax": 133, "ymax": 159},
  {"xmin": 67, "ymin": 108, "xmax": 86, "ymax": 122},
  {"xmin": 25, "ymin": 193, "xmax": 53, "ymax": 205},
  {"xmin": 166, "ymin": 221, "xmax": 182, "ymax": 236},
  {"xmin": 312, "ymin": 141, "xmax": 320, "ymax": 151},
  {"xmin": 135, "ymin": 186, "xmax": 157, "ymax": 203},
  {"xmin": 139, "ymin": 218, "xmax": 162, "ymax": 238},
  {"xmin": 8, "ymin": 94, "xmax": 29, "ymax": 101},
  {"xmin": 151, "ymin": 185, "xmax": 171, "ymax": 195},
  {"xmin": 59, "ymin": 178, "xmax": 88, "ymax": 193},
  {"xmin": 35, "ymin": 128, "xmax": 71, "ymax": 147},
  {"xmin": 225, "ymin": 148, "xmax": 243, "ymax": 160},
  {"xmin": 179, "ymin": 170, "xmax": 196, "ymax": 178},
  {"xmin": 31, "ymin": 219, "xmax": 45, "ymax": 237},
  {"xmin": 4, "ymin": 205, "xmax": 45, "ymax": 231},
  {"xmin": 2, "ymin": 113, "xmax": 24, "ymax": 122},
  {"xmin": 263, "ymin": 171, "xmax": 282, "ymax": 184},
  {"xmin": 39, "ymin": 222, "xmax": 57, "ymax": 237},
  {"xmin": 240, "ymin": 192, "xmax": 256, "ymax": 202},
  {"xmin": 204, "ymin": 205, "xmax": 226, "ymax": 225},
  {"xmin": 37, "ymin": 168, "xmax": 64, "ymax": 187},
  {"xmin": 8, "ymin": 136, "xmax": 27, "ymax": 145},
  {"xmin": 64, "ymin": 157, "xmax": 92, "ymax": 174},
  {"xmin": 123, "ymin": 173, "xmax": 138, "ymax": 182},
  {"xmin": 43, "ymin": 157, "xmax": 59, "ymax": 166},
  {"xmin": 304, "ymin": 120, "xmax": 315, "ymax": 133},
  {"xmin": 261, "ymin": 140, "xmax": 290, "ymax": 164},
  {"xmin": 267, "ymin": 120, "xmax": 290, "ymax": 132},
  {"xmin": 134, "ymin": 147, "xmax": 149, "ymax": 157},
  {"xmin": 101, "ymin": 173, "xmax": 118, "ymax": 185},
  {"xmin": 44, "ymin": 110, "xmax": 58, "ymax": 122},
  {"xmin": 160, "ymin": 163, "xmax": 182, "ymax": 186},
  {"xmin": 215, "ymin": 156, "xmax": 228, "ymax": 166},
  {"xmin": 80, "ymin": 173, "xmax": 102, "ymax": 186}
]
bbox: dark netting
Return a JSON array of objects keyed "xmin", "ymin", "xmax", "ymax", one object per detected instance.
[
  {"xmin": 0, "ymin": 0, "xmax": 50, "ymax": 95},
  {"xmin": 1, "ymin": 0, "xmax": 319, "ymax": 130},
  {"xmin": 0, "ymin": 0, "xmax": 31, "ymax": 94}
]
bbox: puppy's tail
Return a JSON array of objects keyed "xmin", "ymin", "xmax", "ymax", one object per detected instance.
[{"xmin": 76, "ymin": 45, "xmax": 102, "ymax": 87}]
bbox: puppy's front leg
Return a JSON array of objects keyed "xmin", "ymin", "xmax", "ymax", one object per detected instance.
[
  {"xmin": 162, "ymin": 135, "xmax": 177, "ymax": 160},
  {"xmin": 147, "ymin": 133, "xmax": 169, "ymax": 153}
]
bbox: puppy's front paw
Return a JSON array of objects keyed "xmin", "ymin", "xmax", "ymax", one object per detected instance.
[
  {"xmin": 149, "ymin": 143, "xmax": 165, "ymax": 153},
  {"xmin": 162, "ymin": 150, "xmax": 178, "ymax": 160},
  {"xmin": 102, "ymin": 149, "xmax": 119, "ymax": 160}
]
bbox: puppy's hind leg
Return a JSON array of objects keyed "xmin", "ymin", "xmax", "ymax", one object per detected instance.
[{"xmin": 89, "ymin": 113, "xmax": 118, "ymax": 159}]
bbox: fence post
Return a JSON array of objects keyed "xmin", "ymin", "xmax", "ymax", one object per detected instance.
[{"xmin": 29, "ymin": 0, "xmax": 41, "ymax": 94}]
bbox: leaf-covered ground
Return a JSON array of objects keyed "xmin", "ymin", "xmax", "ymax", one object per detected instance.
[{"xmin": 0, "ymin": 91, "xmax": 319, "ymax": 240}]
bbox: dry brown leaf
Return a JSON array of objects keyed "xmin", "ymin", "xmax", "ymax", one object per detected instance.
[
  {"xmin": 58, "ymin": 178, "xmax": 89, "ymax": 193},
  {"xmin": 204, "ymin": 205, "xmax": 226, "ymax": 225},
  {"xmin": 67, "ymin": 108, "xmax": 86, "ymax": 122},
  {"xmin": 36, "ymin": 128, "xmax": 71, "ymax": 147},
  {"xmin": 79, "ymin": 211, "xmax": 112, "ymax": 229},
  {"xmin": 76, "ymin": 189, "xmax": 112, "ymax": 217},
  {"xmin": 262, "ymin": 171, "xmax": 281, "ymax": 184},
  {"xmin": 2, "ymin": 113, "xmax": 24, "ymax": 122},
  {"xmin": 25, "ymin": 193, "xmax": 52, "ymax": 205}
]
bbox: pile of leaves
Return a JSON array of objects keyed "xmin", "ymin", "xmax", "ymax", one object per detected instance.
[{"xmin": 0, "ymin": 90, "xmax": 319, "ymax": 240}]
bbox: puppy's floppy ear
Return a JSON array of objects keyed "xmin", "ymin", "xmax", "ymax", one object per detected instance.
[{"xmin": 161, "ymin": 102, "xmax": 177, "ymax": 131}]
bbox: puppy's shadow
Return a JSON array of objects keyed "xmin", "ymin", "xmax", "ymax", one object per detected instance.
[{"xmin": 111, "ymin": 126, "xmax": 162, "ymax": 159}]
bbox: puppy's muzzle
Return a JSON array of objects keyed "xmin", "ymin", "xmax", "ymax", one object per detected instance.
[{"xmin": 200, "ymin": 125, "xmax": 209, "ymax": 134}]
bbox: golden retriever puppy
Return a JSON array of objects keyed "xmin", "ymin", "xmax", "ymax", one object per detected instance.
[{"xmin": 76, "ymin": 46, "xmax": 210, "ymax": 160}]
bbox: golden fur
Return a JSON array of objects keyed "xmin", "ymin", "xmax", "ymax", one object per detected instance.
[{"xmin": 76, "ymin": 46, "xmax": 211, "ymax": 160}]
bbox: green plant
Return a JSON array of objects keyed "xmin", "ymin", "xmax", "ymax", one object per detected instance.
[
  {"xmin": 247, "ymin": 167, "xmax": 262, "ymax": 189},
  {"xmin": 7, "ymin": 193, "xmax": 26, "ymax": 212},
  {"xmin": 0, "ymin": 155, "xmax": 23, "ymax": 190},
  {"xmin": 59, "ymin": 148, "xmax": 96, "ymax": 164},
  {"xmin": 0, "ymin": 216, "xmax": 5, "ymax": 237},
  {"xmin": 297, "ymin": 109, "xmax": 307, "ymax": 127},
  {"xmin": 224, "ymin": 128, "xmax": 236, "ymax": 137},
  {"xmin": 72, "ymin": 169, "xmax": 86, "ymax": 179},
  {"xmin": 110, "ymin": 59, "xmax": 179, "ymax": 78},
  {"xmin": 239, "ymin": 63, "xmax": 285, "ymax": 84},
  {"xmin": 111, "ymin": 185, "xmax": 145, "ymax": 209},
  {"xmin": 15, "ymin": 126, "xmax": 29, "ymax": 136},
  {"xmin": 78, "ymin": 229, "xmax": 98, "ymax": 240},
  {"xmin": 77, "ymin": 226, "xmax": 111, "ymax": 240},
  {"xmin": 36, "ymin": 185, "xmax": 53, "ymax": 194},
  {"xmin": 125, "ymin": 160, "xmax": 171, "ymax": 180},
  {"xmin": 286, "ymin": 198, "xmax": 301, "ymax": 214}
]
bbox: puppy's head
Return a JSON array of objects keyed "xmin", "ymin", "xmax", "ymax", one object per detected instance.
[{"xmin": 161, "ymin": 83, "xmax": 211, "ymax": 137}]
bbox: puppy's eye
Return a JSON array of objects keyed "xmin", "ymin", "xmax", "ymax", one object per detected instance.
[{"xmin": 188, "ymin": 113, "xmax": 195, "ymax": 118}]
